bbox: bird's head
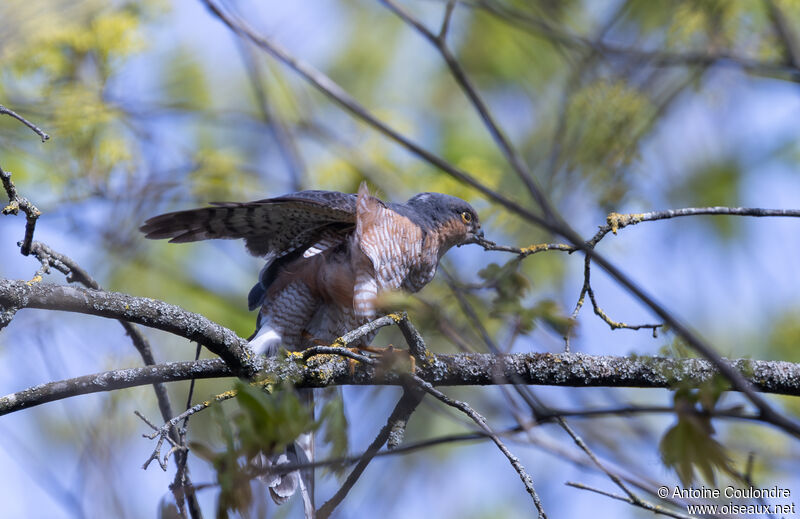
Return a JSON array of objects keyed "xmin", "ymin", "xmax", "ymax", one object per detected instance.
[{"xmin": 405, "ymin": 192, "xmax": 483, "ymax": 251}]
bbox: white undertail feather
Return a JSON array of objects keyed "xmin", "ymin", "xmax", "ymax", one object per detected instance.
[{"xmin": 249, "ymin": 326, "xmax": 281, "ymax": 356}]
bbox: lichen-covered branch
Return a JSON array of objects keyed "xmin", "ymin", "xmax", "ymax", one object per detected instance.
[
  {"xmin": 0, "ymin": 279, "xmax": 255, "ymax": 377},
  {"xmin": 3, "ymin": 351, "xmax": 799, "ymax": 417},
  {"xmin": 0, "ymin": 359, "xmax": 231, "ymax": 416}
]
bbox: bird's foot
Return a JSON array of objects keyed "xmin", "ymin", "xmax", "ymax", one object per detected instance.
[{"xmin": 350, "ymin": 344, "xmax": 416, "ymax": 373}]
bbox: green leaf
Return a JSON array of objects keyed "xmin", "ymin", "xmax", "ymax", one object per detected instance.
[
  {"xmin": 659, "ymin": 378, "xmax": 734, "ymax": 485},
  {"xmin": 319, "ymin": 394, "xmax": 350, "ymax": 476}
]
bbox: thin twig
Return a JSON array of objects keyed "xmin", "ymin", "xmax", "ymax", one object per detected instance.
[
  {"xmin": 236, "ymin": 40, "xmax": 305, "ymax": 190},
  {"xmin": 565, "ymin": 482, "xmax": 691, "ymax": 519},
  {"xmin": 0, "ymin": 104, "xmax": 50, "ymax": 142},
  {"xmin": 380, "ymin": 0, "xmax": 553, "ymax": 215},
  {"xmin": 474, "ymin": 236, "xmax": 574, "ymax": 257},
  {"xmin": 411, "ymin": 374, "xmax": 547, "ymax": 518},
  {"xmin": 569, "ymin": 254, "xmax": 662, "ymax": 338},
  {"xmin": 1, "ymin": 167, "xmax": 42, "ymax": 256},
  {"xmin": 438, "ymin": 0, "xmax": 456, "ymax": 41},
  {"xmin": 138, "ymin": 389, "xmax": 239, "ymax": 471},
  {"xmin": 557, "ymin": 418, "xmax": 641, "ymax": 504}
]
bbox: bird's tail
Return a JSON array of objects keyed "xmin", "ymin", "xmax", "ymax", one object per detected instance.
[
  {"xmin": 249, "ymin": 321, "xmax": 316, "ymax": 517},
  {"xmin": 262, "ymin": 389, "xmax": 315, "ymax": 518}
]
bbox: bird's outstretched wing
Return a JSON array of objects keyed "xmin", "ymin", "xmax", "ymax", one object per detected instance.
[{"xmin": 140, "ymin": 190, "xmax": 357, "ymax": 257}]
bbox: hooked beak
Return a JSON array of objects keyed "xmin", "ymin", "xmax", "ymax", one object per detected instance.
[{"xmin": 460, "ymin": 228, "xmax": 485, "ymax": 247}]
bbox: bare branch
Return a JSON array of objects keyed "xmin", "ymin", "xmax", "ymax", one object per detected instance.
[
  {"xmin": 565, "ymin": 481, "xmax": 691, "ymax": 519},
  {"xmin": 411, "ymin": 373, "xmax": 547, "ymax": 517},
  {"xmin": 438, "ymin": 0, "xmax": 456, "ymax": 41},
  {"xmin": 592, "ymin": 207, "xmax": 800, "ymax": 246},
  {"xmin": 1, "ymin": 167, "xmax": 42, "ymax": 256},
  {"xmin": 4, "ymin": 351, "xmax": 800, "ymax": 417},
  {"xmin": 557, "ymin": 418, "xmax": 641, "ymax": 504},
  {"xmin": 0, "ymin": 104, "xmax": 50, "ymax": 142},
  {"xmin": 139, "ymin": 388, "xmax": 239, "ymax": 471},
  {"xmin": 0, "ymin": 359, "xmax": 231, "ymax": 416},
  {"xmin": 474, "ymin": 237, "xmax": 575, "ymax": 257}
]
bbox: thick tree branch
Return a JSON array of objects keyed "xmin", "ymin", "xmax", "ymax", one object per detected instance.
[
  {"xmin": 3, "ymin": 352, "xmax": 799, "ymax": 417},
  {"xmin": 0, "ymin": 279, "xmax": 255, "ymax": 377}
]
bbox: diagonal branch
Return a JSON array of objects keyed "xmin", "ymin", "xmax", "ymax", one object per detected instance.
[
  {"xmin": 198, "ymin": 0, "xmax": 552, "ymax": 231},
  {"xmin": 316, "ymin": 386, "xmax": 424, "ymax": 519},
  {"xmin": 0, "ymin": 104, "xmax": 50, "ymax": 142},
  {"xmin": 565, "ymin": 482, "xmax": 691, "ymax": 519},
  {"xmin": 379, "ymin": 0, "xmax": 552, "ymax": 216},
  {"xmin": 411, "ymin": 373, "xmax": 548, "ymax": 517}
]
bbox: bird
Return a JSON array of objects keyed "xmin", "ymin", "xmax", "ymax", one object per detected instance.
[{"xmin": 140, "ymin": 182, "xmax": 483, "ymax": 515}]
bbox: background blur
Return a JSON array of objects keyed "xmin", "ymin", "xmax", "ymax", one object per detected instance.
[{"xmin": 1, "ymin": 1, "xmax": 800, "ymax": 517}]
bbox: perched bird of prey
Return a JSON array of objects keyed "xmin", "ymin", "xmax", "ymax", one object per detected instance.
[{"xmin": 140, "ymin": 183, "xmax": 482, "ymax": 514}]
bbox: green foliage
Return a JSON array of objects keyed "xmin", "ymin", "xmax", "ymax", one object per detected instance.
[
  {"xmin": 767, "ymin": 309, "xmax": 800, "ymax": 363},
  {"xmin": 458, "ymin": 9, "xmax": 563, "ymax": 90},
  {"xmin": 318, "ymin": 393, "xmax": 350, "ymax": 476},
  {"xmin": 1, "ymin": 0, "xmax": 156, "ymax": 197},
  {"xmin": 563, "ymin": 79, "xmax": 652, "ymax": 207},
  {"xmin": 190, "ymin": 382, "xmax": 317, "ymax": 517},
  {"xmin": 531, "ymin": 299, "xmax": 575, "ymax": 338},
  {"xmin": 659, "ymin": 377, "xmax": 736, "ymax": 485},
  {"xmin": 160, "ymin": 48, "xmax": 211, "ymax": 108},
  {"xmin": 625, "ymin": 0, "xmax": 753, "ymax": 49},
  {"xmin": 658, "ymin": 335, "xmax": 700, "ymax": 359},
  {"xmin": 327, "ymin": 4, "xmax": 400, "ymax": 100},
  {"xmin": 477, "ymin": 260, "xmax": 572, "ymax": 335}
]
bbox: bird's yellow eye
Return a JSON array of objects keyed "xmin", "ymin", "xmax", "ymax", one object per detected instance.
[{"xmin": 461, "ymin": 211, "xmax": 472, "ymax": 224}]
